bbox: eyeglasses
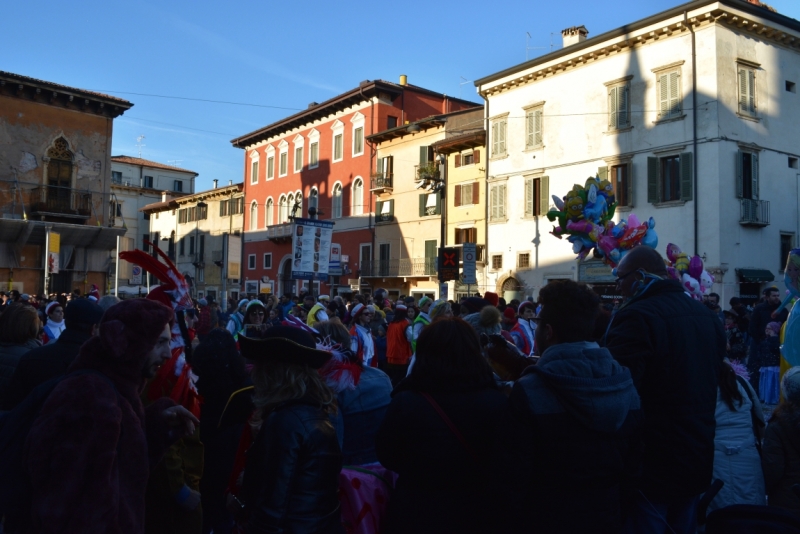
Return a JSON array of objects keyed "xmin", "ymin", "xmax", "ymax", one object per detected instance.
[{"xmin": 615, "ymin": 270, "xmax": 635, "ymax": 285}]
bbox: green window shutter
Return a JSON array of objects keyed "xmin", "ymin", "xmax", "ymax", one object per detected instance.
[
  {"xmin": 659, "ymin": 74, "xmax": 669, "ymax": 119},
  {"xmin": 609, "ymin": 87, "xmax": 618, "ymax": 128},
  {"xmin": 752, "ymin": 152, "xmax": 759, "ymax": 200},
  {"xmin": 619, "ymin": 85, "xmax": 629, "ymax": 127},
  {"xmin": 647, "ymin": 157, "xmax": 659, "ymax": 203},
  {"xmin": 376, "ymin": 200, "xmax": 383, "ymax": 220},
  {"xmin": 626, "ymin": 162, "xmax": 634, "ymax": 208},
  {"xmin": 425, "ymin": 240, "xmax": 437, "ymax": 260},
  {"xmin": 748, "ymin": 70, "xmax": 756, "ymax": 113},
  {"xmin": 419, "ymin": 146, "xmax": 429, "ymax": 165},
  {"xmin": 526, "ymin": 111, "xmax": 534, "ymax": 147},
  {"xmin": 597, "ymin": 166, "xmax": 608, "ymax": 182},
  {"xmin": 736, "ymin": 150, "xmax": 744, "ymax": 198},
  {"xmin": 419, "ymin": 194, "xmax": 426, "ymax": 217},
  {"xmin": 535, "ymin": 110, "xmax": 543, "ymax": 146},
  {"xmin": 738, "ymin": 68, "xmax": 748, "ymax": 113},
  {"xmin": 377, "ymin": 157, "xmax": 384, "ymax": 174},
  {"xmin": 388, "ymin": 200, "xmax": 394, "ymax": 219},
  {"xmin": 524, "ymin": 178, "xmax": 533, "ymax": 215},
  {"xmin": 680, "ymin": 152, "xmax": 693, "ymax": 201},
  {"xmin": 539, "ymin": 176, "xmax": 550, "ymax": 216},
  {"xmin": 669, "ymin": 72, "xmax": 681, "ymax": 116}
]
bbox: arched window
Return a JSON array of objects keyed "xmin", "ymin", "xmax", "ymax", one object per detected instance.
[
  {"xmin": 332, "ymin": 183, "xmax": 343, "ymax": 219},
  {"xmin": 294, "ymin": 190, "xmax": 302, "ymax": 219},
  {"xmin": 249, "ymin": 201, "xmax": 258, "ymax": 231},
  {"xmin": 279, "ymin": 195, "xmax": 287, "ymax": 222},
  {"xmin": 352, "ymin": 178, "xmax": 363, "ymax": 216},
  {"xmin": 287, "ymin": 193, "xmax": 295, "ymax": 220},
  {"xmin": 309, "ymin": 188, "xmax": 319, "ymax": 218},
  {"xmin": 265, "ymin": 198, "xmax": 274, "ymax": 227},
  {"xmin": 46, "ymin": 137, "xmax": 74, "ymax": 210}
]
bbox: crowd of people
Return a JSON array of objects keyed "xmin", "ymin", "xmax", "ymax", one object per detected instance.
[{"xmin": 1, "ymin": 245, "xmax": 800, "ymax": 533}]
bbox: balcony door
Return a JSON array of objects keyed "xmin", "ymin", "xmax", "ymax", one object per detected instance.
[
  {"xmin": 379, "ymin": 243, "xmax": 390, "ymax": 276},
  {"xmin": 46, "ymin": 137, "xmax": 74, "ymax": 211},
  {"xmin": 424, "ymin": 240, "xmax": 437, "ymax": 276}
]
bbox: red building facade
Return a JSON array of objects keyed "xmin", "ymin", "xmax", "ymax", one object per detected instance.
[{"xmin": 231, "ymin": 77, "xmax": 477, "ymax": 297}]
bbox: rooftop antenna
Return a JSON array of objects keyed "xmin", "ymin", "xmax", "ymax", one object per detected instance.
[
  {"xmin": 526, "ymin": 32, "xmax": 548, "ymax": 61},
  {"xmin": 459, "ymin": 76, "xmax": 471, "ymax": 98},
  {"xmin": 136, "ymin": 135, "xmax": 146, "ymax": 159},
  {"xmin": 167, "ymin": 160, "xmax": 183, "ymax": 167}
]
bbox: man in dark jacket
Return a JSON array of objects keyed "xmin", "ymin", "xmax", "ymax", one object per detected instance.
[
  {"xmin": 1, "ymin": 299, "xmax": 104, "ymax": 409},
  {"xmin": 493, "ymin": 280, "xmax": 642, "ymax": 533},
  {"xmin": 749, "ymin": 287, "xmax": 788, "ymax": 354},
  {"xmin": 604, "ymin": 246, "xmax": 724, "ymax": 533}
]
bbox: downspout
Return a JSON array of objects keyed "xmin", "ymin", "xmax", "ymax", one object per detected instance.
[
  {"xmin": 480, "ymin": 89, "xmax": 489, "ymax": 296},
  {"xmin": 687, "ymin": 11, "xmax": 699, "ymax": 256},
  {"xmin": 361, "ymin": 85, "xmax": 376, "ymax": 295}
]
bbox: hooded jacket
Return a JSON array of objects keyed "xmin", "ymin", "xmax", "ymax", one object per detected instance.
[{"xmin": 493, "ymin": 341, "xmax": 643, "ymax": 534}]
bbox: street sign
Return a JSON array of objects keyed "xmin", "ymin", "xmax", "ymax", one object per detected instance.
[
  {"xmin": 130, "ymin": 265, "xmax": 142, "ymax": 285},
  {"xmin": 438, "ymin": 247, "xmax": 460, "ymax": 282},
  {"xmin": 439, "ymin": 282, "xmax": 449, "ymax": 301},
  {"xmin": 462, "ymin": 243, "xmax": 476, "ymax": 285}
]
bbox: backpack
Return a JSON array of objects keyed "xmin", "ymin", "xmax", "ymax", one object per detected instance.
[{"xmin": 0, "ymin": 369, "xmax": 118, "ymax": 531}]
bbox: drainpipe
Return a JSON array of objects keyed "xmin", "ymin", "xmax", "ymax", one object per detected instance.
[
  {"xmin": 686, "ymin": 11, "xmax": 699, "ymax": 256},
  {"xmin": 480, "ymin": 90, "xmax": 490, "ymax": 296}
]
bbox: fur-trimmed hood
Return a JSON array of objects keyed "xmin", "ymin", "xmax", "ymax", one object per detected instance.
[{"xmin": 463, "ymin": 306, "xmax": 502, "ymax": 337}]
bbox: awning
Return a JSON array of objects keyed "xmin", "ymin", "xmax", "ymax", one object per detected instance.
[
  {"xmin": 736, "ymin": 268, "xmax": 775, "ymax": 283},
  {"xmin": 0, "ymin": 218, "xmax": 126, "ymax": 250}
]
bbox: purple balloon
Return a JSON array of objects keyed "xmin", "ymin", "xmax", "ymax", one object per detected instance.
[{"xmin": 688, "ymin": 255, "xmax": 704, "ymax": 279}]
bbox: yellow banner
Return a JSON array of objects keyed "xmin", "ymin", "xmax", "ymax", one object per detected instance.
[{"xmin": 49, "ymin": 232, "xmax": 60, "ymax": 253}]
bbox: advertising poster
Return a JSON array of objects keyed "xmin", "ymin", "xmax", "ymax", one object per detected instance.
[
  {"xmin": 48, "ymin": 231, "xmax": 60, "ymax": 274},
  {"xmin": 291, "ymin": 218, "xmax": 335, "ymax": 281}
]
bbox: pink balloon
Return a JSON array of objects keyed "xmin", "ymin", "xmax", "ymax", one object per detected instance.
[
  {"xmin": 666, "ymin": 243, "xmax": 682, "ymax": 264},
  {"xmin": 688, "ymin": 255, "xmax": 704, "ymax": 279}
]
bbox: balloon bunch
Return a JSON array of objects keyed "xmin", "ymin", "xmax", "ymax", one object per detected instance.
[
  {"xmin": 547, "ymin": 176, "xmax": 658, "ymax": 267},
  {"xmin": 664, "ymin": 243, "xmax": 715, "ymax": 301}
]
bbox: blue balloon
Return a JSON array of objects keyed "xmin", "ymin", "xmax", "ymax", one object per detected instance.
[{"xmin": 642, "ymin": 228, "xmax": 659, "ymax": 249}]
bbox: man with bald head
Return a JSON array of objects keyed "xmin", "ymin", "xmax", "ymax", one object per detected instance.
[{"xmin": 604, "ymin": 246, "xmax": 724, "ymax": 534}]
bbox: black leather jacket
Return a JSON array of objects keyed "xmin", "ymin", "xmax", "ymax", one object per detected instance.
[{"xmin": 241, "ymin": 398, "xmax": 344, "ymax": 534}]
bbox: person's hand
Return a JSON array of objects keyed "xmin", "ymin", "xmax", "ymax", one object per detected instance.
[
  {"xmin": 176, "ymin": 485, "xmax": 202, "ymax": 511},
  {"xmin": 162, "ymin": 405, "xmax": 200, "ymax": 438}
]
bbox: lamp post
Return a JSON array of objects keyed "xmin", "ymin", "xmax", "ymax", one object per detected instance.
[{"xmin": 194, "ymin": 200, "xmax": 207, "ymax": 298}]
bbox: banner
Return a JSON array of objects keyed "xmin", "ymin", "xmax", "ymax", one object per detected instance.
[
  {"xmin": 227, "ymin": 234, "xmax": 242, "ymax": 280},
  {"xmin": 462, "ymin": 243, "xmax": 476, "ymax": 285},
  {"xmin": 48, "ymin": 231, "xmax": 60, "ymax": 274},
  {"xmin": 291, "ymin": 218, "xmax": 335, "ymax": 281}
]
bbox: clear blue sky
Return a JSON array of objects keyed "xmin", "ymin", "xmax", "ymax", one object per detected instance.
[{"xmin": 3, "ymin": 0, "xmax": 798, "ymax": 191}]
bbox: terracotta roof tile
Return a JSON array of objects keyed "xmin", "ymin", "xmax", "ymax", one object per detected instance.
[{"xmin": 0, "ymin": 71, "xmax": 133, "ymax": 106}]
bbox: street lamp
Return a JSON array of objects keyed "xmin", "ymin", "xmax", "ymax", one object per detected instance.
[{"xmin": 193, "ymin": 201, "xmax": 208, "ymax": 296}]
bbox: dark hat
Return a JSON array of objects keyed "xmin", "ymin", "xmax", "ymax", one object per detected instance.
[
  {"xmin": 461, "ymin": 297, "xmax": 491, "ymax": 315},
  {"xmin": 64, "ymin": 298, "xmax": 104, "ymax": 325},
  {"xmin": 729, "ymin": 297, "xmax": 742, "ymax": 306},
  {"xmin": 238, "ymin": 326, "xmax": 331, "ymax": 368}
]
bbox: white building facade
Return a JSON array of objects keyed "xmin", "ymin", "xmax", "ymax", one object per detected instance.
[{"xmin": 476, "ymin": 0, "xmax": 800, "ymax": 305}]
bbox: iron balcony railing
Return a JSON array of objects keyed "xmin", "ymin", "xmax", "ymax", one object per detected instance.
[
  {"xmin": 740, "ymin": 199, "xmax": 770, "ymax": 227},
  {"xmin": 29, "ymin": 186, "xmax": 93, "ymax": 219},
  {"xmin": 361, "ymin": 258, "xmax": 438, "ymax": 278},
  {"xmin": 370, "ymin": 172, "xmax": 393, "ymax": 192}
]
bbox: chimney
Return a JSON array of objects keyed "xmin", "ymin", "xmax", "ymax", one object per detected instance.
[
  {"xmin": 229, "ymin": 180, "xmax": 233, "ymax": 186},
  {"xmin": 213, "ymin": 179, "xmax": 218, "ymax": 189},
  {"xmin": 308, "ymin": 102, "xmax": 318, "ymax": 109},
  {"xmin": 561, "ymin": 26, "xmax": 588, "ymax": 47},
  {"xmin": 399, "ymin": 74, "xmax": 408, "ymax": 86},
  {"xmin": 161, "ymin": 191, "xmax": 171, "ymax": 202}
]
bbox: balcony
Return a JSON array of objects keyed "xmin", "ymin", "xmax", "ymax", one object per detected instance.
[
  {"xmin": 266, "ymin": 222, "xmax": 293, "ymax": 242},
  {"xmin": 415, "ymin": 162, "xmax": 440, "ymax": 181},
  {"xmin": 361, "ymin": 258, "xmax": 438, "ymax": 278},
  {"xmin": 29, "ymin": 186, "xmax": 93, "ymax": 221},
  {"xmin": 740, "ymin": 199, "xmax": 770, "ymax": 227},
  {"xmin": 370, "ymin": 172, "xmax": 393, "ymax": 196}
]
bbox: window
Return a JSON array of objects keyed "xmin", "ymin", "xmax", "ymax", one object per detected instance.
[
  {"xmin": 219, "ymin": 199, "xmax": 229, "ymax": 217},
  {"xmin": 376, "ymin": 199, "xmax": 394, "ymax": 223},
  {"xmin": 332, "ymin": 183, "xmax": 343, "ymax": 218},
  {"xmin": 736, "ymin": 150, "xmax": 759, "ymax": 200},
  {"xmin": 112, "ymin": 171, "xmax": 122, "ymax": 184},
  {"xmin": 352, "ymin": 178, "xmax": 364, "ymax": 215},
  {"xmin": 608, "ymin": 82, "xmax": 631, "ymax": 130},
  {"xmin": 790, "ymin": 157, "xmax": 798, "ymax": 169},
  {"xmin": 454, "ymin": 182, "xmax": 479, "ymax": 207},
  {"xmin": 524, "ymin": 176, "xmax": 549, "ymax": 217},
  {"xmin": 490, "ymin": 183, "xmax": 507, "ymax": 221},
  {"xmin": 179, "ymin": 238, "xmax": 185, "ymax": 256},
  {"xmin": 656, "ymin": 70, "xmax": 682, "ymax": 120},
  {"xmin": 198, "ymin": 267, "xmax": 204, "ymax": 283},
  {"xmin": 263, "ymin": 253, "xmax": 273, "ymax": 269},
  {"xmin": 491, "ymin": 119, "xmax": 507, "ymax": 157},
  {"xmin": 294, "ymin": 146, "xmax": 303, "ymax": 173},
  {"xmin": 418, "ymin": 192, "xmax": 442, "ymax": 216},
  {"xmin": 178, "ymin": 208, "xmax": 188, "ymax": 223},
  {"xmin": 143, "ymin": 175, "xmax": 153, "ymax": 188},
  {"xmin": 266, "ymin": 198, "xmax": 274, "ymax": 226},
  {"xmin": 525, "ymin": 106, "xmax": 543, "ymax": 148},
  {"xmin": 199, "ymin": 235, "xmax": 205, "ymax": 258},
  {"xmin": 250, "ymin": 201, "xmax": 258, "ymax": 230},
  {"xmin": 353, "ymin": 127, "xmax": 364, "ymax": 156},
  {"xmin": 781, "ymin": 234, "xmax": 794, "ymax": 272},
  {"xmin": 333, "ymin": 134, "xmax": 343, "ymax": 161},
  {"xmin": 251, "ymin": 159, "xmax": 259, "ymax": 184},
  {"xmin": 230, "ymin": 197, "xmax": 244, "ymax": 215},
  {"xmin": 248, "ymin": 254, "xmax": 256, "ymax": 270},
  {"xmin": 308, "ymin": 188, "xmax": 318, "ymax": 218},
  {"xmin": 294, "ymin": 190, "xmax": 302, "ymax": 219},
  {"xmin": 387, "ymin": 116, "xmax": 398, "ymax": 129},
  {"xmin": 279, "ymin": 195, "xmax": 288, "ymax": 222},
  {"xmin": 738, "ymin": 65, "xmax": 757, "ymax": 116},
  {"xmin": 189, "ymin": 236, "xmax": 195, "ymax": 255},
  {"xmin": 196, "ymin": 203, "xmax": 207, "ymax": 220},
  {"xmin": 267, "ymin": 155, "xmax": 275, "ymax": 180},
  {"xmin": 279, "ymin": 150, "xmax": 288, "ymax": 176},
  {"xmin": 787, "ymin": 81, "xmax": 797, "ymax": 93},
  {"xmin": 286, "ymin": 193, "xmax": 295, "ymax": 220},
  {"xmin": 647, "ymin": 153, "xmax": 693, "ymax": 203},
  {"xmin": 173, "ymin": 180, "xmax": 183, "ymax": 192},
  {"xmin": 454, "ymin": 227, "xmax": 477, "ymax": 244},
  {"xmin": 518, "ymin": 253, "xmax": 530, "ymax": 269},
  {"xmin": 599, "ymin": 163, "xmax": 633, "ymax": 207},
  {"xmin": 492, "ymin": 255, "xmax": 503, "ymax": 270},
  {"xmin": 309, "ymin": 142, "xmax": 319, "ymax": 168},
  {"xmin": 454, "ymin": 150, "xmax": 480, "ymax": 168}
]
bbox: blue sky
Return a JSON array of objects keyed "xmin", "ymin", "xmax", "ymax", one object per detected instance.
[{"xmin": 3, "ymin": 0, "xmax": 798, "ymax": 191}]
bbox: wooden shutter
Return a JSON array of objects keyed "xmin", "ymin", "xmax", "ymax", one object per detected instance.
[
  {"xmin": 435, "ymin": 192, "xmax": 442, "ymax": 215},
  {"xmin": 376, "ymin": 157, "xmax": 384, "ymax": 175},
  {"xmin": 647, "ymin": 157, "xmax": 658, "ymax": 203},
  {"xmin": 454, "ymin": 184, "xmax": 462, "ymax": 207},
  {"xmin": 748, "ymin": 70, "xmax": 756, "ymax": 113},
  {"xmin": 626, "ymin": 162, "xmax": 634, "ymax": 208},
  {"xmin": 419, "ymin": 194, "xmax": 426, "ymax": 217},
  {"xmin": 751, "ymin": 152, "xmax": 759, "ymax": 200},
  {"xmin": 669, "ymin": 72, "xmax": 681, "ymax": 117},
  {"xmin": 455, "ymin": 154, "xmax": 461, "ymax": 168},
  {"xmin": 739, "ymin": 68, "xmax": 749, "ymax": 113},
  {"xmin": 526, "ymin": 110, "xmax": 534, "ymax": 147},
  {"xmin": 376, "ymin": 200, "xmax": 383, "ymax": 219},
  {"xmin": 466, "ymin": 227, "xmax": 477, "ymax": 243},
  {"xmin": 454, "ymin": 228, "xmax": 463, "ymax": 244},
  {"xmin": 492, "ymin": 123, "xmax": 499, "ymax": 155},
  {"xmin": 419, "ymin": 146, "xmax": 429, "ymax": 165},
  {"xmin": 499, "ymin": 184, "xmax": 506, "ymax": 218},
  {"xmin": 736, "ymin": 150, "xmax": 744, "ymax": 198},
  {"xmin": 524, "ymin": 178, "xmax": 533, "ymax": 215},
  {"xmin": 474, "ymin": 149, "xmax": 480, "ymax": 164},
  {"xmin": 609, "ymin": 86, "xmax": 618, "ymax": 128},
  {"xmin": 387, "ymin": 156, "xmax": 393, "ymax": 176},
  {"xmin": 499, "ymin": 121, "xmax": 506, "ymax": 154},
  {"xmin": 619, "ymin": 85, "xmax": 629, "ymax": 127},
  {"xmin": 680, "ymin": 152, "xmax": 693, "ymax": 201},
  {"xmin": 539, "ymin": 176, "xmax": 550, "ymax": 216},
  {"xmin": 472, "ymin": 182, "xmax": 480, "ymax": 205},
  {"xmin": 490, "ymin": 185, "xmax": 498, "ymax": 219},
  {"xmin": 659, "ymin": 74, "xmax": 669, "ymax": 119},
  {"xmin": 534, "ymin": 109, "xmax": 543, "ymax": 146}
]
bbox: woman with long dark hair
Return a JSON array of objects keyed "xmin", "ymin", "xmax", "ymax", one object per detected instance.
[
  {"xmin": 235, "ymin": 327, "xmax": 343, "ymax": 533},
  {"xmin": 376, "ymin": 318, "xmax": 506, "ymax": 534}
]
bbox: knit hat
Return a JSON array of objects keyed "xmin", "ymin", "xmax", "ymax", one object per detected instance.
[
  {"xmin": 246, "ymin": 300, "xmax": 266, "ymax": 314},
  {"xmin": 64, "ymin": 299, "xmax": 104, "ymax": 325},
  {"xmin": 503, "ymin": 307, "xmax": 517, "ymax": 322},
  {"xmin": 237, "ymin": 298, "xmax": 249, "ymax": 310},
  {"xmin": 351, "ymin": 303, "xmax": 366, "ymax": 321},
  {"xmin": 461, "ymin": 297, "xmax": 491, "ymax": 315},
  {"xmin": 45, "ymin": 301, "xmax": 62, "ymax": 316},
  {"xmin": 518, "ymin": 301, "xmax": 536, "ymax": 315},
  {"xmin": 418, "ymin": 296, "xmax": 433, "ymax": 309},
  {"xmin": 430, "ymin": 299, "xmax": 450, "ymax": 320},
  {"xmin": 20, "ymin": 294, "xmax": 30, "ymax": 302},
  {"xmin": 767, "ymin": 321, "xmax": 782, "ymax": 334},
  {"xmin": 484, "ymin": 292, "xmax": 500, "ymax": 307},
  {"xmin": 198, "ymin": 298, "xmax": 208, "ymax": 307},
  {"xmin": 782, "ymin": 367, "xmax": 800, "ymax": 405},
  {"xmin": 395, "ymin": 303, "xmax": 407, "ymax": 312},
  {"xmin": 95, "ymin": 298, "xmax": 174, "ymax": 368},
  {"xmin": 318, "ymin": 295, "xmax": 330, "ymax": 302}
]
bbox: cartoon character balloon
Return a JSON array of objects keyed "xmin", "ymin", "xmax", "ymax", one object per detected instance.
[{"xmin": 663, "ymin": 243, "xmax": 714, "ymax": 301}]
